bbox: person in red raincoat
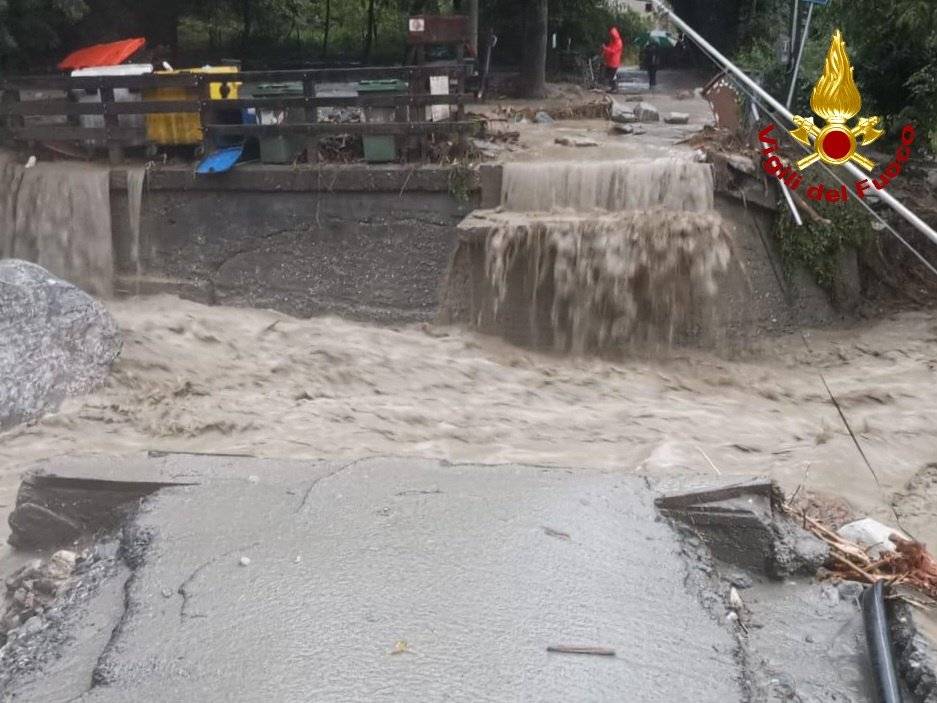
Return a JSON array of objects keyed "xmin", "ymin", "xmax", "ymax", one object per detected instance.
[{"xmin": 601, "ymin": 27, "xmax": 623, "ymax": 92}]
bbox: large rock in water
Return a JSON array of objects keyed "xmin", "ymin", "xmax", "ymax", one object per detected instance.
[{"xmin": 0, "ymin": 260, "xmax": 120, "ymax": 430}]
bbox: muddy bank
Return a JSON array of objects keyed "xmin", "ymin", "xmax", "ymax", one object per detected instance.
[{"xmin": 0, "ymin": 295, "xmax": 935, "ymax": 551}]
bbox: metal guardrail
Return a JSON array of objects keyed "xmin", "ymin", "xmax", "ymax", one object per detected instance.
[
  {"xmin": 649, "ymin": 0, "xmax": 937, "ymax": 249},
  {"xmin": 0, "ymin": 64, "xmax": 476, "ymax": 163}
]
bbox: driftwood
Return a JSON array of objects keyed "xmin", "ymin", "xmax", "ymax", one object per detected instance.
[{"xmin": 784, "ymin": 505, "xmax": 937, "ymax": 602}]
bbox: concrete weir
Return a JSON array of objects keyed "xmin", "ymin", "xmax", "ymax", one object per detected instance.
[
  {"xmin": 0, "ymin": 455, "xmax": 881, "ymax": 702},
  {"xmin": 441, "ymin": 159, "xmax": 845, "ymax": 352}
]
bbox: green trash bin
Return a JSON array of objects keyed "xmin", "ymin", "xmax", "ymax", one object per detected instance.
[
  {"xmin": 246, "ymin": 82, "xmax": 305, "ymax": 164},
  {"xmin": 356, "ymin": 79, "xmax": 408, "ymax": 163}
]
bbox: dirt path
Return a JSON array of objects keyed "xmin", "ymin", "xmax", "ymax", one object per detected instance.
[{"xmin": 2, "ymin": 295, "xmax": 935, "ymax": 550}]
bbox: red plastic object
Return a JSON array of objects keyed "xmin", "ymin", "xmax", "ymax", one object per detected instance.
[{"xmin": 58, "ymin": 38, "xmax": 146, "ymax": 71}]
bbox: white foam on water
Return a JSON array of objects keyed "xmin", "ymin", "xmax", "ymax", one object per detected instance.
[
  {"xmin": 125, "ymin": 166, "xmax": 147, "ymax": 288},
  {"xmin": 500, "ymin": 159, "xmax": 714, "ymax": 214}
]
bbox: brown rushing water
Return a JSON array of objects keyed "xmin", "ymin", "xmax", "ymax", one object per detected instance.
[
  {"xmin": 0, "ymin": 153, "xmax": 114, "ymax": 298},
  {"xmin": 1, "ymin": 295, "xmax": 935, "ymax": 549}
]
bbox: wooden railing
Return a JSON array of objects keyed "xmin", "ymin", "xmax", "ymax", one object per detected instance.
[{"xmin": 0, "ymin": 64, "xmax": 476, "ymax": 163}]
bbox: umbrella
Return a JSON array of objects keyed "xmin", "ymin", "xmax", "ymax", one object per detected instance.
[{"xmin": 634, "ymin": 30, "xmax": 678, "ymax": 49}]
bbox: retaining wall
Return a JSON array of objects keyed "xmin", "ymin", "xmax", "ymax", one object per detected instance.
[{"xmin": 110, "ymin": 164, "xmax": 473, "ymax": 322}]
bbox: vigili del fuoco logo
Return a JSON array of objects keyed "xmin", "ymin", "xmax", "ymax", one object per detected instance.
[{"xmin": 759, "ymin": 30, "xmax": 917, "ymax": 205}]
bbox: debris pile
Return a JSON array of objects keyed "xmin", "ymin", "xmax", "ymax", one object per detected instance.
[
  {"xmin": 0, "ymin": 551, "xmax": 77, "ymax": 642},
  {"xmin": 786, "ymin": 507, "xmax": 937, "ymax": 601}
]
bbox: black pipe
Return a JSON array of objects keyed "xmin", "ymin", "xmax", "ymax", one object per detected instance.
[{"xmin": 861, "ymin": 580, "xmax": 904, "ymax": 703}]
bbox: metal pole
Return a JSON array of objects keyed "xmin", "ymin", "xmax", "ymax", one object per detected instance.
[
  {"xmin": 754, "ymin": 103, "xmax": 803, "ymax": 226},
  {"xmin": 786, "ymin": 2, "xmax": 813, "ymax": 109},
  {"xmin": 651, "ymin": 0, "xmax": 937, "ymax": 248}
]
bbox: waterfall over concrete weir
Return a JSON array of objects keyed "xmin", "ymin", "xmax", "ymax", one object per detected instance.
[
  {"xmin": 442, "ymin": 159, "xmax": 737, "ymax": 353},
  {"xmin": 0, "ymin": 152, "xmax": 114, "ymax": 298},
  {"xmin": 500, "ymin": 159, "xmax": 715, "ymax": 214}
]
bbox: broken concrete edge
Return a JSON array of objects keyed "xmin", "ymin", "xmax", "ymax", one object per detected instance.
[
  {"xmin": 657, "ymin": 479, "xmax": 937, "ymax": 700},
  {"xmin": 891, "ymin": 602, "xmax": 937, "ymax": 702},
  {"xmin": 669, "ymin": 520, "xmax": 769, "ymax": 700},
  {"xmin": 655, "ymin": 478, "xmax": 829, "ymax": 579},
  {"xmin": 108, "ymin": 163, "xmax": 481, "ymax": 195},
  {"xmin": 6, "ymin": 468, "xmax": 196, "ymax": 550}
]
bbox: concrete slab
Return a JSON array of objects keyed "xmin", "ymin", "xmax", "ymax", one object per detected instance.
[
  {"xmin": 0, "ymin": 456, "xmax": 884, "ymax": 702},
  {"xmin": 5, "ymin": 456, "xmax": 743, "ymax": 702}
]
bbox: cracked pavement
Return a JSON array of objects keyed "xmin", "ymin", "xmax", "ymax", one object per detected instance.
[{"xmin": 2, "ymin": 454, "xmax": 878, "ymax": 702}]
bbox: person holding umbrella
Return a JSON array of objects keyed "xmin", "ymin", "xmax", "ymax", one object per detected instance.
[
  {"xmin": 601, "ymin": 26, "xmax": 623, "ymax": 92},
  {"xmin": 636, "ymin": 30, "xmax": 676, "ymax": 91},
  {"xmin": 642, "ymin": 41, "xmax": 660, "ymax": 90}
]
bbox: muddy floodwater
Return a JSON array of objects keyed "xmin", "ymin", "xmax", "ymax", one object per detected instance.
[{"xmin": 1, "ymin": 296, "xmax": 936, "ymax": 547}]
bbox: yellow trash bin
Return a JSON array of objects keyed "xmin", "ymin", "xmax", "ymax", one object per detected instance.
[{"xmin": 145, "ymin": 66, "xmax": 241, "ymax": 146}]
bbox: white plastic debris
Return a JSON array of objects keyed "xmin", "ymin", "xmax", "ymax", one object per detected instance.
[
  {"xmin": 838, "ymin": 518, "xmax": 907, "ymax": 559},
  {"xmin": 728, "ymin": 587, "xmax": 744, "ymax": 611},
  {"xmin": 238, "ymin": 556, "xmax": 251, "ymax": 567}
]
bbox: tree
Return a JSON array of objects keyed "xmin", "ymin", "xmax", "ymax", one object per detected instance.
[
  {"xmin": 142, "ymin": 0, "xmax": 183, "ymax": 59},
  {"xmin": 322, "ymin": 0, "xmax": 332, "ymax": 56},
  {"xmin": 520, "ymin": 0, "xmax": 548, "ymax": 97},
  {"xmin": 240, "ymin": 0, "xmax": 254, "ymax": 52},
  {"xmin": 363, "ymin": 0, "xmax": 377, "ymax": 61},
  {"xmin": 0, "ymin": 0, "xmax": 91, "ymax": 70}
]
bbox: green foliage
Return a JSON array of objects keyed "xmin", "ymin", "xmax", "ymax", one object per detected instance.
[
  {"xmin": 735, "ymin": 0, "xmax": 937, "ymax": 152},
  {"xmin": 775, "ymin": 199, "xmax": 874, "ymax": 290},
  {"xmin": 447, "ymin": 160, "xmax": 473, "ymax": 204},
  {"xmin": 480, "ymin": 0, "xmax": 648, "ymax": 65},
  {"xmin": 0, "ymin": 0, "xmax": 90, "ymax": 67}
]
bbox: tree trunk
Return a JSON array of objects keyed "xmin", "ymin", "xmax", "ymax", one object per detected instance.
[
  {"xmin": 363, "ymin": 0, "xmax": 377, "ymax": 62},
  {"xmin": 467, "ymin": 0, "xmax": 479, "ymax": 56},
  {"xmin": 142, "ymin": 2, "xmax": 181, "ymax": 61},
  {"xmin": 241, "ymin": 0, "xmax": 254, "ymax": 52},
  {"xmin": 520, "ymin": 0, "xmax": 548, "ymax": 98},
  {"xmin": 322, "ymin": 0, "xmax": 332, "ymax": 57}
]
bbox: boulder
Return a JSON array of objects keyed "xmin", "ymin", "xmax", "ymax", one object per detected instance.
[
  {"xmin": 610, "ymin": 101, "xmax": 638, "ymax": 124},
  {"xmin": 610, "ymin": 124, "xmax": 645, "ymax": 136},
  {"xmin": 633, "ymin": 102, "xmax": 660, "ymax": 122},
  {"xmin": 725, "ymin": 153, "xmax": 757, "ymax": 175},
  {"xmin": 554, "ymin": 136, "xmax": 599, "ymax": 148},
  {"xmin": 0, "ymin": 260, "xmax": 121, "ymax": 430},
  {"xmin": 533, "ymin": 111, "xmax": 554, "ymax": 124},
  {"xmin": 664, "ymin": 112, "xmax": 691, "ymax": 125}
]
